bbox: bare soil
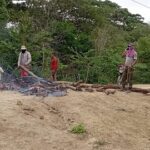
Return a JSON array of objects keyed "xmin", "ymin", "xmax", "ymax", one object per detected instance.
[{"xmin": 0, "ymin": 85, "xmax": 150, "ymax": 150}]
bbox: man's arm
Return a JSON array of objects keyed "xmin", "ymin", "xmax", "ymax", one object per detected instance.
[
  {"xmin": 131, "ymin": 52, "xmax": 137, "ymax": 67},
  {"xmin": 0, "ymin": 67, "xmax": 4, "ymax": 73},
  {"xmin": 132, "ymin": 59, "xmax": 137, "ymax": 67},
  {"xmin": 18, "ymin": 53, "xmax": 21, "ymax": 67},
  {"xmin": 25, "ymin": 52, "xmax": 32, "ymax": 65}
]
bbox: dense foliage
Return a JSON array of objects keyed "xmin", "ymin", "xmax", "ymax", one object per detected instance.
[{"xmin": 0, "ymin": 0, "xmax": 150, "ymax": 83}]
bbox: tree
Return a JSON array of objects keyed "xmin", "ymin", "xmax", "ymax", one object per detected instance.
[
  {"xmin": 0, "ymin": 0, "xmax": 9, "ymax": 23},
  {"xmin": 0, "ymin": 0, "xmax": 9, "ymax": 39},
  {"xmin": 110, "ymin": 8, "xmax": 144, "ymax": 31},
  {"xmin": 0, "ymin": 0, "xmax": 150, "ymax": 83}
]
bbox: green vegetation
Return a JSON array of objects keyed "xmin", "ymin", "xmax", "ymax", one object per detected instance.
[
  {"xmin": 70, "ymin": 123, "xmax": 86, "ymax": 134},
  {"xmin": 93, "ymin": 140, "xmax": 108, "ymax": 148},
  {"xmin": 0, "ymin": 0, "xmax": 150, "ymax": 83}
]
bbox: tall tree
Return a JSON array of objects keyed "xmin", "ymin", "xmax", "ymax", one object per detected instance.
[
  {"xmin": 0, "ymin": 0, "xmax": 9, "ymax": 37},
  {"xmin": 0, "ymin": 0, "xmax": 9, "ymax": 23}
]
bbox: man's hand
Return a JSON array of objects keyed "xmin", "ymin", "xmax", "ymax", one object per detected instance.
[
  {"xmin": 129, "ymin": 65, "xmax": 135, "ymax": 70},
  {"xmin": 0, "ymin": 67, "xmax": 4, "ymax": 73},
  {"xmin": 18, "ymin": 65, "xmax": 20, "ymax": 68},
  {"xmin": 24, "ymin": 62, "xmax": 28, "ymax": 66}
]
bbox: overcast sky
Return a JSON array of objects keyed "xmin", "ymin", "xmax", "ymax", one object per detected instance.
[{"xmin": 109, "ymin": 0, "xmax": 150, "ymax": 23}]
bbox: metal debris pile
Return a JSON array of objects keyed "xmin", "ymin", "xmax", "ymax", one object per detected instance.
[{"xmin": 0, "ymin": 72, "xmax": 67, "ymax": 97}]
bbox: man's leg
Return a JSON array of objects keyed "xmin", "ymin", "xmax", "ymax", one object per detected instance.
[
  {"xmin": 51, "ymin": 70, "xmax": 54, "ymax": 81},
  {"xmin": 128, "ymin": 67, "xmax": 133, "ymax": 90},
  {"xmin": 51, "ymin": 70, "xmax": 57, "ymax": 81},
  {"xmin": 53, "ymin": 70, "xmax": 57, "ymax": 81},
  {"xmin": 121, "ymin": 67, "xmax": 128, "ymax": 89}
]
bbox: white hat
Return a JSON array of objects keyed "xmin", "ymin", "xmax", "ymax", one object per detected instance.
[{"xmin": 21, "ymin": 45, "xmax": 26, "ymax": 49}]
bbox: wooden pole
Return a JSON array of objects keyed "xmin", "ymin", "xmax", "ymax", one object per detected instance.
[{"xmin": 20, "ymin": 65, "xmax": 39, "ymax": 79}]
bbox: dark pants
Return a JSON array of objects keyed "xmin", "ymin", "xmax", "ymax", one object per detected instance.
[{"xmin": 121, "ymin": 66, "xmax": 133, "ymax": 89}]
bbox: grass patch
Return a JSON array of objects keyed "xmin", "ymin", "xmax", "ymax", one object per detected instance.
[
  {"xmin": 95, "ymin": 140, "xmax": 107, "ymax": 146},
  {"xmin": 70, "ymin": 123, "xmax": 86, "ymax": 134},
  {"xmin": 93, "ymin": 140, "xmax": 109, "ymax": 149}
]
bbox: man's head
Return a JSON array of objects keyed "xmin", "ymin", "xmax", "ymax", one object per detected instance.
[
  {"xmin": 51, "ymin": 52, "xmax": 57, "ymax": 58},
  {"xmin": 21, "ymin": 45, "xmax": 27, "ymax": 53},
  {"xmin": 127, "ymin": 43, "xmax": 134, "ymax": 50}
]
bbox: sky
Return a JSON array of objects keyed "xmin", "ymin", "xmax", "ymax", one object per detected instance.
[{"xmin": 109, "ymin": 0, "xmax": 150, "ymax": 23}]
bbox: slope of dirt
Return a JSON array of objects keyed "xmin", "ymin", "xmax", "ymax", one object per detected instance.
[{"xmin": 0, "ymin": 88, "xmax": 150, "ymax": 150}]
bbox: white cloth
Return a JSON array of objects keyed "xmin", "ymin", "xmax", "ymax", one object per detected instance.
[
  {"xmin": 119, "ymin": 65, "xmax": 125, "ymax": 73},
  {"xmin": 18, "ymin": 51, "xmax": 32, "ymax": 66},
  {"xmin": 125, "ymin": 52, "xmax": 137, "ymax": 67}
]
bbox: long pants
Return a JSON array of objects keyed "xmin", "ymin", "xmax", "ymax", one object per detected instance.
[{"xmin": 121, "ymin": 66, "xmax": 133, "ymax": 89}]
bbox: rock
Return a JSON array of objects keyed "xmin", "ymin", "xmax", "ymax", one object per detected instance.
[
  {"xmin": 104, "ymin": 89, "xmax": 116, "ymax": 95},
  {"xmin": 96, "ymin": 88, "xmax": 104, "ymax": 92},
  {"xmin": 2, "ymin": 118, "xmax": 7, "ymax": 122},
  {"xmin": 40, "ymin": 115, "xmax": 44, "ymax": 120},
  {"xmin": 76, "ymin": 86, "xmax": 83, "ymax": 91},
  {"xmin": 88, "ymin": 137, "xmax": 97, "ymax": 144},
  {"xmin": 16, "ymin": 100, "xmax": 23, "ymax": 106},
  {"xmin": 24, "ymin": 112, "xmax": 30, "ymax": 115},
  {"xmin": 91, "ymin": 84, "xmax": 101, "ymax": 88},
  {"xmin": 85, "ymin": 88, "xmax": 94, "ymax": 92},
  {"xmin": 23, "ymin": 106, "xmax": 35, "ymax": 112}
]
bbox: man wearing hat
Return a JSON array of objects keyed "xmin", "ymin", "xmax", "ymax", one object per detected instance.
[
  {"xmin": 18, "ymin": 45, "xmax": 32, "ymax": 77},
  {"xmin": 121, "ymin": 44, "xmax": 137, "ymax": 90}
]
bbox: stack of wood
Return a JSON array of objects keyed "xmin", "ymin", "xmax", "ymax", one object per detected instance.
[
  {"xmin": 59, "ymin": 81, "xmax": 150, "ymax": 95},
  {"xmin": 1, "ymin": 65, "xmax": 149, "ymax": 96}
]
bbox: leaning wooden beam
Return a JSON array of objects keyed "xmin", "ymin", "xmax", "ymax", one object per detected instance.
[
  {"xmin": 19, "ymin": 65, "xmax": 39, "ymax": 79},
  {"xmin": 65, "ymin": 85, "xmax": 77, "ymax": 91},
  {"xmin": 102, "ymin": 84, "xmax": 120, "ymax": 89},
  {"xmin": 71, "ymin": 80, "xmax": 84, "ymax": 87},
  {"xmin": 131, "ymin": 88, "xmax": 150, "ymax": 94}
]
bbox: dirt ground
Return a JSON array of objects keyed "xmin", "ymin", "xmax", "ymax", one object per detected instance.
[{"xmin": 0, "ymin": 85, "xmax": 150, "ymax": 150}]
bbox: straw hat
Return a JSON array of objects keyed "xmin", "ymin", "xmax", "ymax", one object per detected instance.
[{"xmin": 21, "ymin": 45, "xmax": 26, "ymax": 50}]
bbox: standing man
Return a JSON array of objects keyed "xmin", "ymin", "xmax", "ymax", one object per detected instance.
[
  {"xmin": 50, "ymin": 53, "xmax": 59, "ymax": 81},
  {"xmin": 18, "ymin": 45, "xmax": 32, "ymax": 77},
  {"xmin": 121, "ymin": 44, "xmax": 137, "ymax": 89}
]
